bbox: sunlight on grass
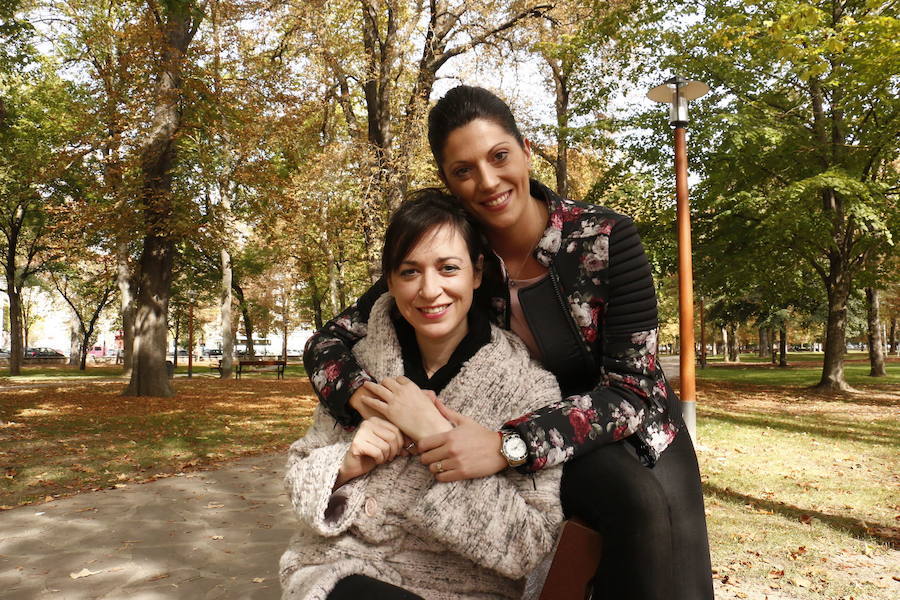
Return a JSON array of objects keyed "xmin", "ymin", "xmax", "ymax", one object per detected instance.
[{"xmin": 697, "ymin": 385, "xmax": 899, "ymax": 600}]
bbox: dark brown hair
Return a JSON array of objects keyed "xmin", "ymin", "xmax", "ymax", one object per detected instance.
[
  {"xmin": 382, "ymin": 188, "xmax": 484, "ymax": 276},
  {"xmin": 427, "ymin": 85, "xmax": 525, "ymax": 170}
]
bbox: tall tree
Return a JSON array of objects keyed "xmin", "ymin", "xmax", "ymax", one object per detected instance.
[
  {"xmin": 649, "ymin": 0, "xmax": 900, "ymax": 391},
  {"xmin": 528, "ymin": 0, "xmax": 650, "ymax": 199},
  {"xmin": 50, "ymin": 256, "xmax": 117, "ymax": 370},
  {"xmin": 44, "ymin": 0, "xmax": 146, "ymax": 376},
  {"xmin": 276, "ymin": 0, "xmax": 551, "ymax": 276},
  {"xmin": 0, "ymin": 62, "xmax": 78, "ymax": 373},
  {"xmin": 124, "ymin": 0, "xmax": 206, "ymax": 397}
]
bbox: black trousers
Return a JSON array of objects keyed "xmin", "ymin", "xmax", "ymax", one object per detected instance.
[
  {"xmin": 327, "ymin": 575, "xmax": 424, "ymax": 600},
  {"xmin": 560, "ymin": 427, "xmax": 714, "ymax": 600}
]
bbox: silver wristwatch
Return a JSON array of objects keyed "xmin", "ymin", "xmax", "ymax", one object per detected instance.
[{"xmin": 500, "ymin": 431, "xmax": 528, "ymax": 468}]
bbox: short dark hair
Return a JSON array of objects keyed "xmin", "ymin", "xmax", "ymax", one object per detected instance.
[
  {"xmin": 427, "ymin": 85, "xmax": 525, "ymax": 170},
  {"xmin": 382, "ymin": 188, "xmax": 484, "ymax": 276}
]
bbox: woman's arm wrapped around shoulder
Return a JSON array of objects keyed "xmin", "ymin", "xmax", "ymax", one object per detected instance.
[
  {"xmin": 504, "ymin": 216, "xmax": 677, "ymax": 471},
  {"xmin": 283, "ymin": 405, "xmax": 368, "ymax": 536},
  {"xmin": 303, "ymin": 280, "xmax": 387, "ymax": 427}
]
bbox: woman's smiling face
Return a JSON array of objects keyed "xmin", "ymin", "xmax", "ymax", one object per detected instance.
[
  {"xmin": 388, "ymin": 224, "xmax": 482, "ymax": 348},
  {"xmin": 439, "ymin": 118, "xmax": 532, "ymax": 235}
]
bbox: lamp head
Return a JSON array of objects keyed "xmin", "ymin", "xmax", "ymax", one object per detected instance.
[{"xmin": 647, "ymin": 76, "xmax": 709, "ymax": 126}]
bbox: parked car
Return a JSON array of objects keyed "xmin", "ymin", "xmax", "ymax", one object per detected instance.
[
  {"xmin": 0, "ymin": 349, "xmax": 10, "ymax": 358},
  {"xmin": 204, "ymin": 348, "xmax": 223, "ymax": 358},
  {"xmin": 24, "ymin": 347, "xmax": 65, "ymax": 358}
]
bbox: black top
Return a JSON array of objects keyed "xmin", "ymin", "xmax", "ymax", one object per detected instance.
[{"xmin": 391, "ymin": 306, "xmax": 492, "ymax": 395}]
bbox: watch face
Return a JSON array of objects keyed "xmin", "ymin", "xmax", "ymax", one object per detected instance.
[{"xmin": 504, "ymin": 435, "xmax": 527, "ymax": 460}]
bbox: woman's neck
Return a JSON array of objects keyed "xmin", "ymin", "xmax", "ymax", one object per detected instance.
[
  {"xmin": 488, "ymin": 195, "xmax": 549, "ymax": 269},
  {"xmin": 415, "ymin": 325, "xmax": 468, "ymax": 378}
]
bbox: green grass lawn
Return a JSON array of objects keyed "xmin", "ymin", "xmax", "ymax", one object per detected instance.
[{"xmin": 694, "ymin": 354, "xmax": 899, "ymax": 388}]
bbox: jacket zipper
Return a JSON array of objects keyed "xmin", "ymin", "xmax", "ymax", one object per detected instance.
[{"xmin": 548, "ymin": 264, "xmax": 595, "ymax": 371}]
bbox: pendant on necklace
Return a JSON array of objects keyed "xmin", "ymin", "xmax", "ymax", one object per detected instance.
[{"xmin": 509, "ymin": 279, "xmax": 517, "ymax": 288}]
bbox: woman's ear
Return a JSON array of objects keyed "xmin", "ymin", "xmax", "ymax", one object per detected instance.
[
  {"xmin": 522, "ymin": 138, "xmax": 532, "ymax": 167},
  {"xmin": 473, "ymin": 255, "xmax": 484, "ymax": 289}
]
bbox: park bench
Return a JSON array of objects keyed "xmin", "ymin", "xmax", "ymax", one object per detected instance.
[
  {"xmin": 210, "ymin": 360, "xmax": 223, "ymax": 376},
  {"xmin": 537, "ymin": 519, "xmax": 602, "ymax": 600},
  {"xmin": 236, "ymin": 359, "xmax": 286, "ymax": 379}
]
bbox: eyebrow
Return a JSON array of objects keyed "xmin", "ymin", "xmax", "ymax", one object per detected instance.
[{"xmin": 400, "ymin": 256, "xmax": 464, "ymax": 265}]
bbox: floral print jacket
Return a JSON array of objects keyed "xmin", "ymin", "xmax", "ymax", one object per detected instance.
[{"xmin": 304, "ymin": 180, "xmax": 680, "ymax": 470}]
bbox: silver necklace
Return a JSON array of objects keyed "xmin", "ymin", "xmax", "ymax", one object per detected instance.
[{"xmin": 506, "ymin": 239, "xmax": 540, "ymax": 288}]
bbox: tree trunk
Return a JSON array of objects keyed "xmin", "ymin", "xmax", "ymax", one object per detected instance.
[
  {"xmin": 123, "ymin": 2, "xmax": 203, "ymax": 397},
  {"xmin": 124, "ymin": 235, "xmax": 175, "ymax": 396},
  {"xmin": 79, "ymin": 304, "xmax": 107, "ymax": 372},
  {"xmin": 242, "ymin": 307, "xmax": 255, "ymax": 358},
  {"xmin": 326, "ymin": 245, "xmax": 341, "ymax": 319},
  {"xmin": 726, "ymin": 324, "xmax": 739, "ymax": 362},
  {"xmin": 172, "ymin": 314, "xmax": 180, "ymax": 369},
  {"xmin": 816, "ymin": 265, "xmax": 853, "ymax": 391},
  {"xmin": 232, "ymin": 280, "xmax": 255, "ymax": 359},
  {"xmin": 865, "ymin": 287, "xmax": 887, "ymax": 377},
  {"xmin": 79, "ymin": 331, "xmax": 89, "ymax": 370},
  {"xmin": 281, "ymin": 301, "xmax": 289, "ymax": 363},
  {"xmin": 6, "ymin": 285, "xmax": 23, "ymax": 375},
  {"xmin": 69, "ymin": 321, "xmax": 81, "ymax": 367},
  {"xmin": 219, "ymin": 248, "xmax": 234, "ymax": 378},
  {"xmin": 889, "ymin": 316, "xmax": 897, "ymax": 355},
  {"xmin": 552, "ymin": 59, "xmax": 570, "ymax": 198},
  {"xmin": 768, "ymin": 326, "xmax": 777, "ymax": 364},
  {"xmin": 758, "ymin": 327, "xmax": 768, "ymax": 358},
  {"xmin": 21, "ymin": 295, "xmax": 32, "ymax": 353},
  {"xmin": 720, "ymin": 326, "xmax": 727, "ymax": 362},
  {"xmin": 116, "ymin": 243, "xmax": 136, "ymax": 375},
  {"xmin": 698, "ymin": 297, "xmax": 706, "ymax": 368},
  {"xmin": 779, "ymin": 325, "xmax": 788, "ymax": 367}
]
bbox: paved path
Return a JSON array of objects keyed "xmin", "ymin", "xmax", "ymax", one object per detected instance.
[{"xmin": 0, "ymin": 453, "xmax": 293, "ymax": 599}]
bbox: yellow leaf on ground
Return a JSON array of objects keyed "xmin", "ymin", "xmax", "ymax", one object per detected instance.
[{"xmin": 70, "ymin": 568, "xmax": 102, "ymax": 579}]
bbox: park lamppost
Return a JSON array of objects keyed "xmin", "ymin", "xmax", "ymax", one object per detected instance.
[{"xmin": 647, "ymin": 76, "xmax": 709, "ymax": 443}]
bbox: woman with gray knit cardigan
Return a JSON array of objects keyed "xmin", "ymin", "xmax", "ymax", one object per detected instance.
[{"xmin": 280, "ymin": 190, "xmax": 564, "ymax": 600}]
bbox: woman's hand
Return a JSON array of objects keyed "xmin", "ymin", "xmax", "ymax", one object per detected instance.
[
  {"xmin": 335, "ymin": 416, "xmax": 405, "ymax": 488},
  {"xmin": 417, "ymin": 399, "xmax": 508, "ymax": 482},
  {"xmin": 359, "ymin": 376, "xmax": 452, "ymax": 442},
  {"xmin": 348, "ymin": 383, "xmax": 384, "ymax": 421}
]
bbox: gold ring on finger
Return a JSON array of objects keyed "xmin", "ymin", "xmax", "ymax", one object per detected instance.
[{"xmin": 435, "ymin": 461, "xmax": 444, "ymax": 474}]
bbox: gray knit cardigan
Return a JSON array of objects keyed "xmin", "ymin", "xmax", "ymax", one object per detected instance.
[{"xmin": 280, "ymin": 293, "xmax": 563, "ymax": 600}]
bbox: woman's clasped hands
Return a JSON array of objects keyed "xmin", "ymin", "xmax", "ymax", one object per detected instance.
[
  {"xmin": 360, "ymin": 376, "xmax": 453, "ymax": 442},
  {"xmin": 341, "ymin": 376, "xmax": 508, "ymax": 483},
  {"xmin": 337, "ymin": 376, "xmax": 452, "ymax": 487}
]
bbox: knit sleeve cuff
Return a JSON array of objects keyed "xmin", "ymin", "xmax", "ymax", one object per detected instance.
[{"xmin": 284, "ymin": 441, "xmax": 367, "ymax": 536}]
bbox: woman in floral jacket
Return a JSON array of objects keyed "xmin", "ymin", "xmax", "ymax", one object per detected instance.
[{"xmin": 304, "ymin": 86, "xmax": 713, "ymax": 600}]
